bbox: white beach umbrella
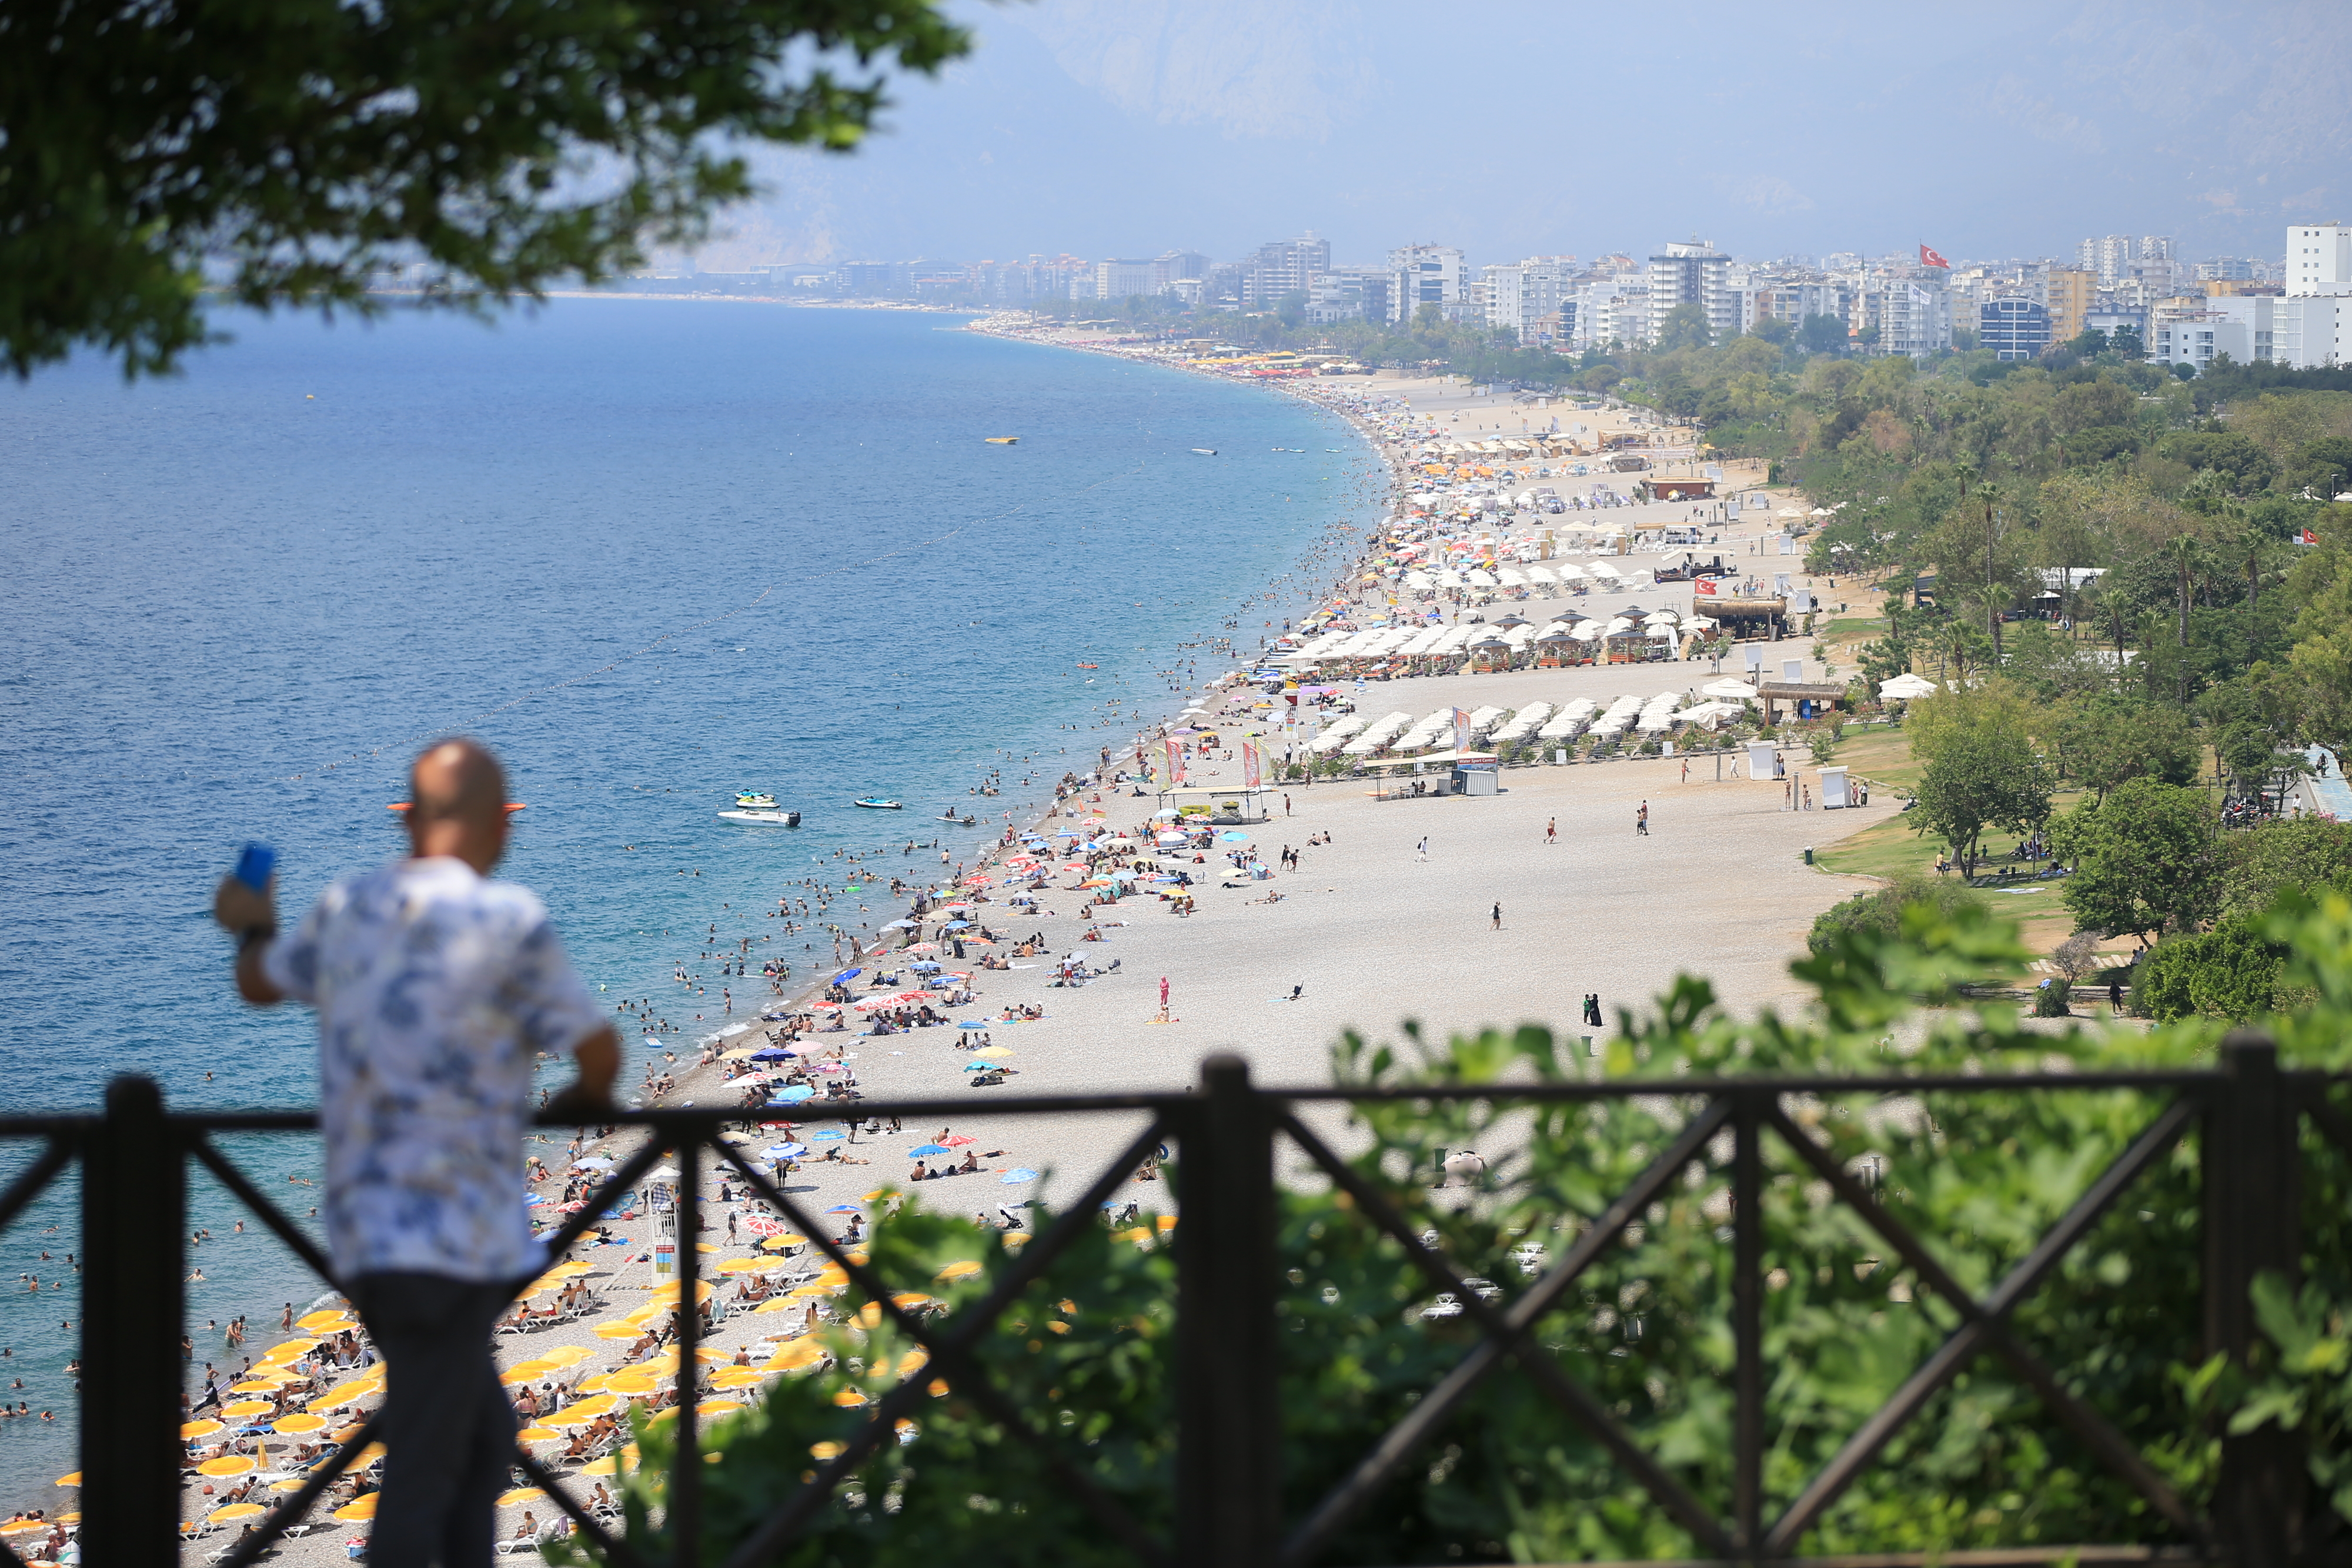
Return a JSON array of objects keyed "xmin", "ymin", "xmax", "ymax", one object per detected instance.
[
  {"xmin": 1879, "ymin": 673, "xmax": 1940, "ymax": 700},
  {"xmin": 1702, "ymin": 680, "xmax": 1758, "ymax": 700}
]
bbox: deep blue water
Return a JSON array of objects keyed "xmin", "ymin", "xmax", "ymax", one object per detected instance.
[{"xmin": 0, "ymin": 300, "xmax": 1381, "ymax": 1499}]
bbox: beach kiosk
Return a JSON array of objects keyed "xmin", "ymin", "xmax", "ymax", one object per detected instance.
[
  {"xmin": 1154, "ymin": 784, "xmax": 1269, "ymax": 824},
  {"xmin": 1745, "ymin": 740, "xmax": 1782, "ymax": 780},
  {"xmin": 1820, "ymin": 766, "xmax": 1852, "ymax": 808}
]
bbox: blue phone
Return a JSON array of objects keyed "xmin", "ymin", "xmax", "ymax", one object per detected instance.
[{"xmin": 232, "ymin": 842, "xmax": 277, "ymax": 891}]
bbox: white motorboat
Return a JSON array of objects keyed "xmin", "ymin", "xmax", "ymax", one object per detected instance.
[{"xmin": 719, "ymin": 791, "xmax": 800, "ymax": 827}]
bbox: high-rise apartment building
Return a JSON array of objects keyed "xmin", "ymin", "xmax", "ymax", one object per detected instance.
[
  {"xmin": 2287, "ymin": 224, "xmax": 2352, "ymax": 296},
  {"xmin": 1482, "ymin": 258, "xmax": 1579, "ymax": 343},
  {"xmin": 1646, "ymin": 239, "xmax": 1734, "ymax": 343},
  {"xmin": 1094, "ymin": 259, "xmax": 1161, "ymax": 300},
  {"xmin": 2046, "ymin": 267, "xmax": 2097, "ymax": 342},
  {"xmin": 1238, "ymin": 233, "xmax": 1331, "ymax": 306},
  {"xmin": 1387, "ymin": 245, "xmax": 1466, "ymax": 323},
  {"xmin": 1756, "ymin": 280, "xmax": 1853, "ymax": 331},
  {"xmin": 1306, "ymin": 269, "xmax": 1391, "ymax": 326}
]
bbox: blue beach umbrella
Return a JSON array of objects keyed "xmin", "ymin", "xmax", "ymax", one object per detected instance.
[
  {"xmin": 808, "ymin": 1129, "xmax": 846, "ymax": 1142},
  {"xmin": 962, "ymin": 1062, "xmax": 999, "ymax": 1073},
  {"xmin": 751, "ymin": 1048, "xmax": 794, "ymax": 1062},
  {"xmin": 763, "ymin": 1144, "xmax": 808, "ymax": 1160},
  {"xmin": 831, "ymin": 968, "xmax": 863, "ymax": 984},
  {"xmin": 1000, "ymin": 1169, "xmax": 1038, "ymax": 1184},
  {"xmin": 769, "ymin": 1086, "xmax": 815, "ymax": 1104},
  {"xmin": 825, "ymin": 1204, "xmax": 861, "ymax": 1215},
  {"xmin": 907, "ymin": 1144, "xmax": 950, "ymax": 1158},
  {"xmin": 1217, "ymin": 830, "xmax": 1251, "ymax": 842}
]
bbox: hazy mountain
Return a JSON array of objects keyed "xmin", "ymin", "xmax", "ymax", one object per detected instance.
[{"xmin": 689, "ymin": 0, "xmax": 2349, "ymax": 268}]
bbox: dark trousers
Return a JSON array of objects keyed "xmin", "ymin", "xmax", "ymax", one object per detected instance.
[{"xmin": 348, "ymin": 1271, "xmax": 516, "ymax": 1568}]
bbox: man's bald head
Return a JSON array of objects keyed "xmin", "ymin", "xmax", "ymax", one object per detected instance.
[{"xmin": 406, "ymin": 740, "xmax": 510, "ymax": 871}]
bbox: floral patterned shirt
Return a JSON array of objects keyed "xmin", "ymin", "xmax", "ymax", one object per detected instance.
[{"xmin": 263, "ymin": 857, "xmax": 603, "ymax": 1283}]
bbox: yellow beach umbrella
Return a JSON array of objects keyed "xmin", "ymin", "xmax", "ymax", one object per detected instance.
[
  {"xmin": 706, "ymin": 1367, "xmax": 764, "ymax": 1390},
  {"xmin": 758, "ymin": 1233, "xmax": 806, "ymax": 1252},
  {"xmin": 539, "ymin": 1345, "xmax": 592, "ymax": 1368},
  {"xmin": 272, "ymin": 1413, "xmax": 329, "ymax": 1436},
  {"xmin": 934, "ymin": 1260, "xmax": 983, "ymax": 1283},
  {"xmin": 209, "ymin": 1503, "xmax": 266, "ymax": 1523},
  {"xmin": 349, "ymin": 1443, "xmax": 388, "ymax": 1467},
  {"xmin": 1155, "ymin": 1214, "xmax": 1177, "ymax": 1232},
  {"xmin": 179, "ymin": 1420, "xmax": 222, "ymax": 1442},
  {"xmin": 298, "ymin": 1310, "xmax": 355, "ymax": 1332},
  {"xmin": 750, "ymin": 1297, "xmax": 800, "ymax": 1315},
  {"xmin": 549, "ymin": 1395, "xmax": 619, "ymax": 1426},
  {"xmin": 697, "ymin": 1398, "xmax": 745, "ymax": 1417},
  {"xmin": 894, "ymin": 1349, "xmax": 928, "ymax": 1376},
  {"xmin": 970, "ymin": 1045, "xmax": 1012, "ymax": 1059},
  {"xmin": 221, "ymin": 1398, "xmax": 278, "ymax": 1422},
  {"xmin": 546, "ymin": 1259, "xmax": 594, "ymax": 1277},
  {"xmin": 715, "ymin": 1256, "xmax": 772, "ymax": 1275},
  {"xmin": 196, "ymin": 1456, "xmax": 257, "ymax": 1478},
  {"xmin": 259, "ymin": 1339, "xmax": 319, "ymax": 1363},
  {"xmin": 1001, "ymin": 1232, "xmax": 1031, "ymax": 1249},
  {"xmin": 602, "ymin": 1372, "xmax": 660, "ymax": 1396},
  {"xmin": 516, "ymin": 1425, "xmax": 563, "ymax": 1444},
  {"xmin": 230, "ymin": 1377, "xmax": 293, "ymax": 1394},
  {"xmin": 762, "ymin": 1340, "xmax": 826, "ymax": 1373},
  {"xmin": 269, "ymin": 1478, "xmax": 308, "ymax": 1495},
  {"xmin": 499, "ymin": 1359, "xmax": 559, "ymax": 1385},
  {"xmin": 591, "ymin": 1320, "xmax": 642, "ymax": 1340},
  {"xmin": 813, "ymin": 1265, "xmax": 850, "ymax": 1287},
  {"xmin": 496, "ymin": 1487, "xmax": 546, "ymax": 1507},
  {"xmin": 54, "ymin": 1473, "xmax": 79, "ymax": 1488},
  {"xmin": 810, "ymin": 1441, "xmax": 846, "ymax": 1461},
  {"xmin": 891, "ymin": 1292, "xmax": 935, "ymax": 1310},
  {"xmin": 331, "ymin": 1496, "xmax": 378, "ymax": 1523},
  {"xmin": 785, "ymin": 1283, "xmax": 832, "ymax": 1301}
]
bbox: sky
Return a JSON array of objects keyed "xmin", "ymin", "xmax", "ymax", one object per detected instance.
[{"xmin": 687, "ymin": 0, "xmax": 2352, "ymax": 272}]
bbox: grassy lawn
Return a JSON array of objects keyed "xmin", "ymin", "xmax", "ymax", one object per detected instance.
[{"xmin": 1816, "ymin": 616, "xmax": 1882, "ymax": 640}]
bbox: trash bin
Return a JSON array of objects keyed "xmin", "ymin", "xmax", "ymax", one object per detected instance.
[{"xmin": 1803, "ymin": 846, "xmax": 1814, "ymax": 865}]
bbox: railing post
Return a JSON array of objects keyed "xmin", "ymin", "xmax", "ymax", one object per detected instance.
[
  {"xmin": 1177, "ymin": 1054, "xmax": 1280, "ymax": 1568},
  {"xmin": 2204, "ymin": 1030, "xmax": 2305, "ymax": 1567},
  {"xmin": 1730, "ymin": 1092, "xmax": 1763, "ymax": 1558},
  {"xmin": 81, "ymin": 1076, "xmax": 185, "ymax": 1566}
]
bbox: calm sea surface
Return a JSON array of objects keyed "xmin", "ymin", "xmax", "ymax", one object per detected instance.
[{"xmin": 0, "ymin": 300, "xmax": 1381, "ymax": 1499}]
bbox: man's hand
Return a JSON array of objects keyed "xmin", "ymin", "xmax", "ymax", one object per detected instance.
[
  {"xmin": 545, "ymin": 1026, "xmax": 621, "ymax": 1122},
  {"xmin": 216, "ymin": 875, "xmax": 286, "ymax": 1004},
  {"xmin": 212, "ymin": 874, "xmax": 274, "ymax": 935}
]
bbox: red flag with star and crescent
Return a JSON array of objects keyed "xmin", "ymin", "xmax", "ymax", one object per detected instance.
[{"xmin": 1919, "ymin": 243, "xmax": 1950, "ymax": 269}]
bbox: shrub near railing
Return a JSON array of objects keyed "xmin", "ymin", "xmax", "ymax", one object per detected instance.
[{"xmin": 576, "ymin": 898, "xmax": 2352, "ymax": 1566}]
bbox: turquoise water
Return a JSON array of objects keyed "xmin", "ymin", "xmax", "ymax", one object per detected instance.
[{"xmin": 0, "ymin": 300, "xmax": 1382, "ymax": 1498}]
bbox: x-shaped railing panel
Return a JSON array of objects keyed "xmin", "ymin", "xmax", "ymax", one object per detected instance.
[{"xmin": 1277, "ymin": 1085, "xmax": 2210, "ymax": 1565}]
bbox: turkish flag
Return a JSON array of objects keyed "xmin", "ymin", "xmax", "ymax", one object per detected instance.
[
  {"xmin": 1693, "ymin": 576, "xmax": 1718, "ymax": 596},
  {"xmin": 1919, "ymin": 243, "xmax": 1950, "ymax": 269},
  {"xmin": 2305, "ymin": 528, "xmax": 2321, "ymax": 546}
]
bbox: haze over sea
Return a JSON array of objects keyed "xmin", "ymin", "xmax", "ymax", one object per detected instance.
[{"xmin": 0, "ymin": 301, "xmax": 1379, "ymax": 1501}]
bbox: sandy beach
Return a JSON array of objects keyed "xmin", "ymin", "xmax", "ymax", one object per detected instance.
[{"xmin": 145, "ymin": 336, "xmax": 1902, "ymax": 1566}]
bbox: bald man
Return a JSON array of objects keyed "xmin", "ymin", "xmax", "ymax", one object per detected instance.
[{"xmin": 216, "ymin": 738, "xmax": 616, "ymax": 1568}]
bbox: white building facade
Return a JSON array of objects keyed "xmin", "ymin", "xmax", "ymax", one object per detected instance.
[{"xmin": 1387, "ymin": 245, "xmax": 1466, "ymax": 323}]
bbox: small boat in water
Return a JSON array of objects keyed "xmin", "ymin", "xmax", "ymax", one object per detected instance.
[
  {"xmin": 719, "ymin": 791, "xmax": 800, "ymax": 826},
  {"xmin": 985, "ymin": 436, "xmax": 1019, "ymax": 444},
  {"xmin": 853, "ymin": 797, "xmax": 903, "ymax": 810},
  {"xmin": 1191, "ymin": 447, "xmax": 1217, "ymax": 456},
  {"xmin": 937, "ymin": 811, "xmax": 978, "ymax": 825}
]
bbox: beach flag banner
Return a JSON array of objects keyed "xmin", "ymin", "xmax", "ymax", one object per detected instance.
[
  {"xmin": 1164, "ymin": 738, "xmax": 1186, "ymax": 787},
  {"xmin": 1242, "ymin": 741, "xmax": 1261, "ymax": 788},
  {"xmin": 1452, "ymin": 708, "xmax": 1472, "ymax": 754},
  {"xmin": 1694, "ymin": 576, "xmax": 1718, "ymax": 596}
]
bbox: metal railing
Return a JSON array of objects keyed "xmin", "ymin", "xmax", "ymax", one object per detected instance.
[{"xmin": 10, "ymin": 1032, "xmax": 2345, "ymax": 1566}]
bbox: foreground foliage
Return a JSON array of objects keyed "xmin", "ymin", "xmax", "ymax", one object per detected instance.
[
  {"xmin": 557, "ymin": 898, "xmax": 2352, "ymax": 1564},
  {"xmin": 1, "ymin": 0, "xmax": 969, "ymax": 377}
]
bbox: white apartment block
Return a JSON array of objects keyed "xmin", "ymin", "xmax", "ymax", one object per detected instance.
[
  {"xmin": 2288, "ymin": 225, "xmax": 2352, "ymax": 296},
  {"xmin": 1387, "ymin": 245, "xmax": 1466, "ymax": 324},
  {"xmin": 1864, "ymin": 279, "xmax": 1950, "ymax": 357},
  {"xmin": 1094, "ymin": 259, "xmax": 1161, "ymax": 300},
  {"xmin": 1756, "ymin": 280, "xmax": 1853, "ymax": 329},
  {"xmin": 1482, "ymin": 258, "xmax": 1578, "ymax": 343},
  {"xmin": 1646, "ymin": 240, "xmax": 1735, "ymax": 343},
  {"xmin": 2276, "ymin": 296, "xmax": 2351, "ymax": 369}
]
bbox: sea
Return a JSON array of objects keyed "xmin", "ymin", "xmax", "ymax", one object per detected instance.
[{"xmin": 0, "ymin": 299, "xmax": 1385, "ymax": 1503}]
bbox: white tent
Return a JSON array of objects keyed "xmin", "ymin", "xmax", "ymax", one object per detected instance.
[
  {"xmin": 1879, "ymin": 673, "xmax": 1940, "ymax": 700},
  {"xmin": 1702, "ymin": 679, "xmax": 1758, "ymax": 700}
]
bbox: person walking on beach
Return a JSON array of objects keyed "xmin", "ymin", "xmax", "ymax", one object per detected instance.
[
  {"xmin": 1636, "ymin": 801, "xmax": 1649, "ymax": 836},
  {"xmin": 1157, "ymin": 976, "xmax": 1171, "ymax": 1023},
  {"xmin": 216, "ymin": 739, "xmax": 617, "ymax": 1568},
  {"xmin": 1545, "ymin": 818, "xmax": 1556, "ymax": 845},
  {"xmin": 1416, "ymin": 836, "xmax": 1428, "ymax": 862},
  {"xmin": 1491, "ymin": 902, "xmax": 1502, "ymax": 931}
]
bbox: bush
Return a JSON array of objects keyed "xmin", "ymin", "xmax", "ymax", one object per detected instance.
[
  {"xmin": 1806, "ymin": 874, "xmax": 1984, "ymax": 959},
  {"xmin": 2033, "ymin": 977, "xmax": 2071, "ymax": 1016},
  {"xmin": 2133, "ymin": 917, "xmax": 2288, "ymax": 1022}
]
